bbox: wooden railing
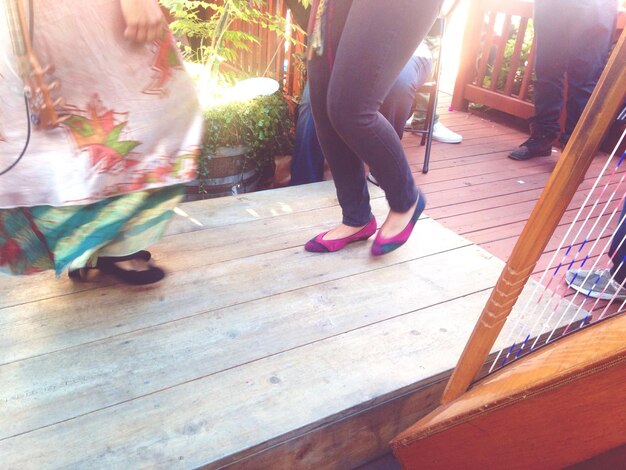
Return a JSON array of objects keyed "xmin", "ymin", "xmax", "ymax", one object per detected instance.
[
  {"xmin": 452, "ymin": 0, "xmax": 536, "ymax": 119},
  {"xmin": 452, "ymin": 0, "xmax": 626, "ymax": 120}
]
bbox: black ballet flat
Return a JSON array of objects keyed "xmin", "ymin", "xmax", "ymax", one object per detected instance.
[
  {"xmin": 68, "ymin": 250, "xmax": 163, "ymax": 285},
  {"xmin": 97, "ymin": 250, "xmax": 152, "ymax": 263},
  {"xmin": 95, "ymin": 256, "xmax": 165, "ymax": 285}
]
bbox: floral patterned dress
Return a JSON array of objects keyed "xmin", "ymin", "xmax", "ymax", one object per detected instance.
[{"xmin": 0, "ymin": 0, "xmax": 203, "ymax": 275}]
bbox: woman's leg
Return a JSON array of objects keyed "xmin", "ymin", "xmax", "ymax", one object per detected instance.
[
  {"xmin": 563, "ymin": 0, "xmax": 616, "ymax": 142},
  {"xmin": 308, "ymin": 0, "xmax": 371, "ymax": 230},
  {"xmin": 308, "ymin": 0, "xmax": 441, "ymax": 237}
]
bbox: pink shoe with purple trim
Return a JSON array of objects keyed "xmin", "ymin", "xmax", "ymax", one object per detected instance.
[
  {"xmin": 304, "ymin": 216, "xmax": 378, "ymax": 253},
  {"xmin": 370, "ymin": 192, "xmax": 426, "ymax": 256}
]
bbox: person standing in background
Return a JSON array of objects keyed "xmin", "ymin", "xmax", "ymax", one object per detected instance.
[
  {"xmin": 509, "ymin": 0, "xmax": 618, "ymax": 160},
  {"xmin": 409, "ymin": 3, "xmax": 463, "ymax": 145}
]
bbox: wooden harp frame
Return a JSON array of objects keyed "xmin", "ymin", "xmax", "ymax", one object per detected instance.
[
  {"xmin": 444, "ymin": 29, "xmax": 626, "ymax": 404},
  {"xmin": 392, "ymin": 29, "xmax": 626, "ymax": 469}
]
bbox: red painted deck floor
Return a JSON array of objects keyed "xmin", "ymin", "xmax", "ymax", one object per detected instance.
[{"xmin": 405, "ymin": 94, "xmax": 623, "ymax": 312}]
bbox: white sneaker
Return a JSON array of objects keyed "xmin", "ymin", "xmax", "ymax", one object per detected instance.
[
  {"xmin": 565, "ymin": 268, "xmax": 626, "ymax": 300},
  {"xmin": 432, "ymin": 122, "xmax": 462, "ymax": 144}
]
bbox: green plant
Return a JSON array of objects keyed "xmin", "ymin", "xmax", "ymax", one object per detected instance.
[
  {"xmin": 160, "ymin": 1, "xmax": 304, "ymax": 196},
  {"xmin": 199, "ymin": 91, "xmax": 294, "ymax": 181},
  {"xmin": 160, "ymin": 0, "xmax": 307, "ymax": 89}
]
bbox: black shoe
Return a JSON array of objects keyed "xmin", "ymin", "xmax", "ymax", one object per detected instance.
[
  {"xmin": 68, "ymin": 250, "xmax": 164, "ymax": 285},
  {"xmin": 509, "ymin": 136, "xmax": 554, "ymax": 160},
  {"xmin": 96, "ymin": 256, "xmax": 165, "ymax": 285}
]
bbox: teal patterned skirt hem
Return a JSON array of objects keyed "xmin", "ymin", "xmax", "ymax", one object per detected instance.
[{"xmin": 0, "ymin": 186, "xmax": 184, "ymax": 276}]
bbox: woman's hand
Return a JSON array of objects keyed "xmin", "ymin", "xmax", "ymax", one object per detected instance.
[{"xmin": 120, "ymin": 0, "xmax": 165, "ymax": 43}]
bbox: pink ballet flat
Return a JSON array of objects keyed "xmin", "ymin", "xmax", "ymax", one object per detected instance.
[
  {"xmin": 305, "ymin": 216, "xmax": 377, "ymax": 253},
  {"xmin": 371, "ymin": 192, "xmax": 426, "ymax": 256}
]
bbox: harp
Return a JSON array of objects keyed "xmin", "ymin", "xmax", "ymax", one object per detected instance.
[{"xmin": 391, "ymin": 30, "xmax": 626, "ymax": 468}]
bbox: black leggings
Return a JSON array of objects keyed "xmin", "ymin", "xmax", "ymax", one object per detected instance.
[{"xmin": 308, "ymin": 0, "xmax": 442, "ymax": 226}]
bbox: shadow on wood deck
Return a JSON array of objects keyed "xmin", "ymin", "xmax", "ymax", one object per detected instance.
[{"xmin": 0, "ymin": 97, "xmax": 618, "ymax": 469}]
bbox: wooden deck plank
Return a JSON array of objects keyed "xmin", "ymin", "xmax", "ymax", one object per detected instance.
[
  {"xmin": 404, "ymin": 133, "xmax": 529, "ymax": 160},
  {"xmin": 431, "ymin": 179, "xmax": 622, "ymax": 237},
  {"xmin": 412, "ymin": 153, "xmax": 560, "ymax": 186},
  {"xmin": 164, "ymin": 181, "xmax": 358, "ymax": 236},
  {"xmin": 0, "ymin": 243, "xmax": 493, "ymax": 442},
  {"xmin": 427, "ymin": 157, "xmax": 615, "ymax": 205},
  {"xmin": 445, "ymin": 180, "xmax": 619, "ymax": 238},
  {"xmin": 1, "ymin": 212, "xmax": 464, "ymax": 366},
  {"xmin": 0, "ymin": 273, "xmax": 584, "ymax": 469},
  {"xmin": 472, "ymin": 211, "xmax": 614, "ymax": 249},
  {"xmin": 0, "ymin": 183, "xmax": 388, "ymax": 310},
  {"xmin": 1, "ymin": 292, "xmax": 494, "ymax": 469},
  {"xmin": 440, "ymin": 185, "xmax": 622, "ymax": 256}
]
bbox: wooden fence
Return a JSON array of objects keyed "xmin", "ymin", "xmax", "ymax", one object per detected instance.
[
  {"xmin": 164, "ymin": 1, "xmax": 307, "ymax": 99},
  {"xmin": 230, "ymin": 1, "xmax": 306, "ymax": 99}
]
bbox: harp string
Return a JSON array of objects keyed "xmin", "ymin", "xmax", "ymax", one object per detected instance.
[
  {"xmin": 532, "ymin": 176, "xmax": 626, "ymax": 343},
  {"xmin": 490, "ymin": 132, "xmax": 626, "ymax": 371},
  {"xmin": 490, "ymin": 150, "xmax": 625, "ymax": 371},
  {"xmin": 543, "ymin": 194, "xmax": 626, "ymax": 342},
  {"xmin": 527, "ymin": 146, "xmax": 624, "ymax": 350},
  {"xmin": 599, "ymin": 270, "xmax": 626, "ymax": 319},
  {"xmin": 489, "ymin": 131, "xmax": 626, "ymax": 373},
  {"xmin": 572, "ymin": 220, "xmax": 626, "ymax": 322}
]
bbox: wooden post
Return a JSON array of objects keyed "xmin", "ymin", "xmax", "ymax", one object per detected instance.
[
  {"xmin": 441, "ymin": 29, "xmax": 626, "ymax": 404},
  {"xmin": 451, "ymin": 0, "xmax": 484, "ymax": 111}
]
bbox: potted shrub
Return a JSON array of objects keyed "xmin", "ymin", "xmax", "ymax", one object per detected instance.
[
  {"xmin": 160, "ymin": 0, "xmax": 303, "ymax": 198},
  {"xmin": 186, "ymin": 88, "xmax": 294, "ymax": 199}
]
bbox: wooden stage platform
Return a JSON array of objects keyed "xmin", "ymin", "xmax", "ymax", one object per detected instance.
[{"xmin": 0, "ymin": 180, "xmax": 588, "ymax": 469}]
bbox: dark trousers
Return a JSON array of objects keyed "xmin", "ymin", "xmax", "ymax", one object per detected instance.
[
  {"xmin": 291, "ymin": 51, "xmax": 431, "ymax": 186},
  {"xmin": 291, "ymin": 83, "xmax": 325, "ymax": 185},
  {"xmin": 531, "ymin": 0, "xmax": 616, "ymax": 141},
  {"xmin": 307, "ymin": 0, "xmax": 441, "ymax": 226},
  {"xmin": 610, "ymin": 198, "xmax": 626, "ymax": 283},
  {"xmin": 380, "ymin": 53, "xmax": 432, "ymax": 140}
]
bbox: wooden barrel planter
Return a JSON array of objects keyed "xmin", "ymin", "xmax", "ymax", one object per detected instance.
[{"xmin": 184, "ymin": 145, "xmax": 260, "ymax": 200}]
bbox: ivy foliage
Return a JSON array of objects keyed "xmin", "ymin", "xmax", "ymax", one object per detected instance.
[{"xmin": 200, "ymin": 91, "xmax": 294, "ymax": 178}]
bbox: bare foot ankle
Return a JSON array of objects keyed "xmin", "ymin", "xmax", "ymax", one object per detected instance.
[
  {"xmin": 323, "ymin": 223, "xmax": 368, "ymax": 240},
  {"xmin": 379, "ymin": 200, "xmax": 418, "ymax": 238}
]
